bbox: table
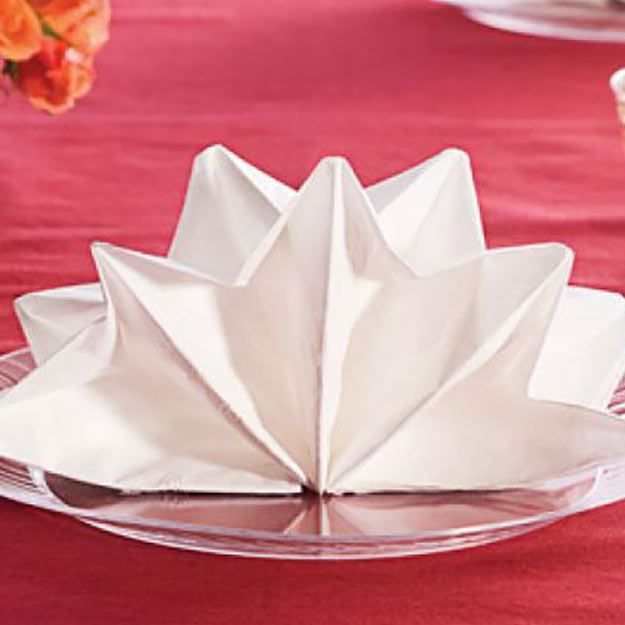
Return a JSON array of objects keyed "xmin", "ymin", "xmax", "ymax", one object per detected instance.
[{"xmin": 1, "ymin": 0, "xmax": 625, "ymax": 622}]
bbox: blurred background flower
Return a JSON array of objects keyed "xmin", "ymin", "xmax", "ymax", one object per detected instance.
[{"xmin": 0, "ymin": 0, "xmax": 109, "ymax": 113}]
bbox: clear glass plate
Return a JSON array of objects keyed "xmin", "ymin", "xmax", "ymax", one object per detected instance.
[
  {"xmin": 1, "ymin": 347, "xmax": 625, "ymax": 559},
  {"xmin": 435, "ymin": 0, "xmax": 625, "ymax": 42}
]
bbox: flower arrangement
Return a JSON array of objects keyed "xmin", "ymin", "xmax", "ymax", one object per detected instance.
[{"xmin": 0, "ymin": 0, "xmax": 110, "ymax": 113}]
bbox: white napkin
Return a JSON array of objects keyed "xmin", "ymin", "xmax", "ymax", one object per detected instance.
[{"xmin": 3, "ymin": 145, "xmax": 625, "ymax": 494}]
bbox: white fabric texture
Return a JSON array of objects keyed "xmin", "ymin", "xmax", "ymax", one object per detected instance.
[{"xmin": 4, "ymin": 145, "xmax": 625, "ymax": 494}]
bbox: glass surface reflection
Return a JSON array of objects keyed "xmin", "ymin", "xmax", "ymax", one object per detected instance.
[{"xmin": 44, "ymin": 472, "xmax": 595, "ymax": 537}]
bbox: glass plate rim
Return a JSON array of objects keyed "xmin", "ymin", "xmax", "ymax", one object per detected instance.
[{"xmin": 0, "ymin": 347, "xmax": 622, "ymax": 550}]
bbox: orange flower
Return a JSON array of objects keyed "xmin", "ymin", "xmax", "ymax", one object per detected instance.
[
  {"xmin": 0, "ymin": 0, "xmax": 42, "ymax": 61},
  {"xmin": 14, "ymin": 37, "xmax": 94, "ymax": 113},
  {"xmin": 29, "ymin": 0, "xmax": 110, "ymax": 54}
]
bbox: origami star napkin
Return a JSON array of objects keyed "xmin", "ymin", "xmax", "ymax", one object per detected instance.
[{"xmin": 3, "ymin": 145, "xmax": 625, "ymax": 494}]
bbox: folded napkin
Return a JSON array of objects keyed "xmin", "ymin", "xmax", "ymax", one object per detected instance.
[{"xmin": 3, "ymin": 145, "xmax": 625, "ymax": 494}]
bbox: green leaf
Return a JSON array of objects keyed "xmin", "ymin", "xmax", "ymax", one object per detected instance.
[
  {"xmin": 2, "ymin": 61, "xmax": 19, "ymax": 82},
  {"xmin": 41, "ymin": 20, "xmax": 63, "ymax": 41}
]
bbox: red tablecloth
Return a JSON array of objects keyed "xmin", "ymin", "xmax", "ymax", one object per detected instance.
[{"xmin": 2, "ymin": 0, "xmax": 625, "ymax": 622}]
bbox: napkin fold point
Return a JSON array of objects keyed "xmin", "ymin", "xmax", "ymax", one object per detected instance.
[{"xmin": 3, "ymin": 146, "xmax": 625, "ymax": 496}]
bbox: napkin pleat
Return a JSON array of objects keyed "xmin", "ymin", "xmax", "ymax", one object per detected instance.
[{"xmin": 4, "ymin": 145, "xmax": 625, "ymax": 495}]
